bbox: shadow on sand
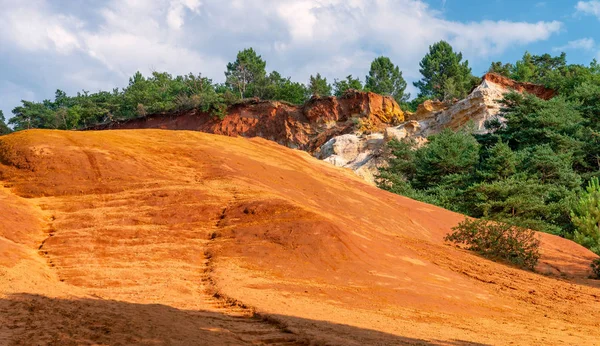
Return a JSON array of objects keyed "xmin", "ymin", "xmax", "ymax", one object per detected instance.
[{"xmin": 0, "ymin": 293, "xmax": 489, "ymax": 346}]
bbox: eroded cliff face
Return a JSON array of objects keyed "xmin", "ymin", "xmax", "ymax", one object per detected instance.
[
  {"xmin": 318, "ymin": 73, "xmax": 555, "ymax": 184},
  {"xmin": 91, "ymin": 90, "xmax": 404, "ymax": 152}
]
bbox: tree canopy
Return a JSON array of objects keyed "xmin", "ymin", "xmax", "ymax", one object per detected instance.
[
  {"xmin": 414, "ymin": 40, "xmax": 479, "ymax": 101},
  {"xmin": 333, "ymin": 75, "xmax": 363, "ymax": 96},
  {"xmin": 225, "ymin": 48, "xmax": 267, "ymax": 99},
  {"xmin": 487, "ymin": 52, "xmax": 568, "ymax": 87},
  {"xmin": 308, "ymin": 73, "xmax": 332, "ymax": 97},
  {"xmin": 380, "ymin": 57, "xmax": 600, "ymax": 254},
  {"xmin": 365, "ymin": 56, "xmax": 409, "ymax": 103}
]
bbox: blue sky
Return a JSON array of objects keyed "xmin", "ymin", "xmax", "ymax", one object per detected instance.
[
  {"xmin": 433, "ymin": 0, "xmax": 600, "ymax": 72},
  {"xmin": 1, "ymin": 0, "xmax": 599, "ymax": 121}
]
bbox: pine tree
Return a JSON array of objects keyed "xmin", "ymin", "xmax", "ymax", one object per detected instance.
[
  {"xmin": 308, "ymin": 73, "xmax": 332, "ymax": 97},
  {"xmin": 365, "ymin": 56, "xmax": 409, "ymax": 103},
  {"xmin": 571, "ymin": 177, "xmax": 600, "ymax": 254},
  {"xmin": 225, "ymin": 48, "xmax": 267, "ymax": 99},
  {"xmin": 414, "ymin": 41, "xmax": 479, "ymax": 100},
  {"xmin": 333, "ymin": 75, "xmax": 363, "ymax": 96}
]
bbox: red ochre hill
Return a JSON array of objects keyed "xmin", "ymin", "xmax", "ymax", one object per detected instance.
[{"xmin": 0, "ymin": 129, "xmax": 598, "ymax": 345}]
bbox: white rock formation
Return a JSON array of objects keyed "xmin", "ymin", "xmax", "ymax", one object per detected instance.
[
  {"xmin": 317, "ymin": 133, "xmax": 385, "ymax": 185},
  {"xmin": 414, "ymin": 78, "xmax": 507, "ymax": 137}
]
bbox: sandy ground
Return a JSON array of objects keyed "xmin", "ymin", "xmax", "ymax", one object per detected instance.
[{"xmin": 0, "ymin": 129, "xmax": 598, "ymax": 345}]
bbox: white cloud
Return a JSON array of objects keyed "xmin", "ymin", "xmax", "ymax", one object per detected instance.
[
  {"xmin": 0, "ymin": 0, "xmax": 564, "ymax": 119},
  {"xmin": 167, "ymin": 0, "xmax": 202, "ymax": 30},
  {"xmin": 553, "ymin": 38, "xmax": 595, "ymax": 52},
  {"xmin": 0, "ymin": 1, "xmax": 83, "ymax": 54},
  {"xmin": 576, "ymin": 1, "xmax": 600, "ymax": 18}
]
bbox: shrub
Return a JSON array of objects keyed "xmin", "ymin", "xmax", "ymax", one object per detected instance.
[
  {"xmin": 592, "ymin": 258, "xmax": 600, "ymax": 279},
  {"xmin": 445, "ymin": 218, "xmax": 540, "ymax": 270}
]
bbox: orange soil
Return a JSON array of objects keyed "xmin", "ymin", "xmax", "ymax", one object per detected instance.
[{"xmin": 0, "ymin": 129, "xmax": 598, "ymax": 345}]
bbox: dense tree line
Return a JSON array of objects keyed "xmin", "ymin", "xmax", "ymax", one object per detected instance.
[
  {"xmin": 379, "ymin": 56, "xmax": 600, "ymax": 255},
  {"xmin": 5, "ymin": 46, "xmax": 429, "ymax": 131},
  {"xmin": 4, "ymin": 41, "xmax": 478, "ymax": 131}
]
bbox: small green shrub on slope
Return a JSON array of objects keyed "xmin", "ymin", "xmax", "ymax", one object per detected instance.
[{"xmin": 445, "ymin": 218, "xmax": 540, "ymax": 270}]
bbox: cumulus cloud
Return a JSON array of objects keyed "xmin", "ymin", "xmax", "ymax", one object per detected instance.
[
  {"xmin": 0, "ymin": 0, "xmax": 564, "ymax": 119},
  {"xmin": 553, "ymin": 38, "xmax": 595, "ymax": 52},
  {"xmin": 0, "ymin": 0, "xmax": 83, "ymax": 54},
  {"xmin": 576, "ymin": 1, "xmax": 600, "ymax": 18},
  {"xmin": 167, "ymin": 0, "xmax": 202, "ymax": 30}
]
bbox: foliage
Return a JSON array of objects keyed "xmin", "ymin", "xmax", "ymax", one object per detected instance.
[
  {"xmin": 445, "ymin": 218, "xmax": 540, "ymax": 270},
  {"xmin": 571, "ymin": 177, "xmax": 600, "ymax": 254},
  {"xmin": 10, "ymin": 100, "xmax": 56, "ymax": 130},
  {"xmin": 8, "ymin": 72, "xmax": 229, "ymax": 130},
  {"xmin": 486, "ymin": 52, "xmax": 568, "ymax": 86},
  {"xmin": 488, "ymin": 61, "xmax": 512, "ymax": 77},
  {"xmin": 0, "ymin": 110, "xmax": 11, "ymax": 135},
  {"xmin": 264, "ymin": 71, "xmax": 308, "ymax": 104},
  {"xmin": 308, "ymin": 73, "xmax": 332, "ymax": 97},
  {"xmin": 333, "ymin": 75, "xmax": 363, "ymax": 96},
  {"xmin": 365, "ymin": 56, "xmax": 409, "ymax": 103},
  {"xmin": 379, "ymin": 54, "xmax": 600, "ymax": 250},
  {"xmin": 225, "ymin": 48, "xmax": 267, "ymax": 99},
  {"xmin": 413, "ymin": 40, "xmax": 479, "ymax": 101},
  {"xmin": 412, "ymin": 128, "xmax": 480, "ymax": 188}
]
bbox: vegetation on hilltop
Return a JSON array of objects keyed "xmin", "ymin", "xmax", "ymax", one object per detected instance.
[
  {"xmin": 3, "ymin": 40, "xmax": 479, "ymax": 131},
  {"xmin": 414, "ymin": 40, "xmax": 480, "ymax": 102},
  {"xmin": 4, "ymin": 48, "xmax": 415, "ymax": 132}
]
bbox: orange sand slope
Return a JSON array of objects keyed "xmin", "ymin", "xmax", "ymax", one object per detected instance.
[{"xmin": 0, "ymin": 129, "xmax": 599, "ymax": 345}]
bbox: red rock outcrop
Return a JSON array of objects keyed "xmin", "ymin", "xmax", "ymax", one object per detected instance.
[
  {"xmin": 481, "ymin": 73, "xmax": 555, "ymax": 100},
  {"xmin": 91, "ymin": 90, "xmax": 404, "ymax": 152}
]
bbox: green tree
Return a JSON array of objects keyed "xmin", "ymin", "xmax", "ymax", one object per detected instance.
[
  {"xmin": 571, "ymin": 177, "xmax": 600, "ymax": 254},
  {"xmin": 511, "ymin": 52, "xmax": 536, "ymax": 82},
  {"xmin": 492, "ymin": 52, "xmax": 568, "ymax": 85},
  {"xmin": 365, "ymin": 56, "xmax": 408, "ymax": 103},
  {"xmin": 0, "ymin": 110, "xmax": 12, "ymax": 135},
  {"xmin": 333, "ymin": 75, "xmax": 363, "ymax": 96},
  {"xmin": 414, "ymin": 41, "xmax": 479, "ymax": 101},
  {"xmin": 478, "ymin": 140, "xmax": 517, "ymax": 181},
  {"xmin": 225, "ymin": 48, "xmax": 267, "ymax": 99},
  {"xmin": 308, "ymin": 73, "xmax": 332, "ymax": 97},
  {"xmin": 268, "ymin": 71, "xmax": 308, "ymax": 104},
  {"xmin": 495, "ymin": 92, "xmax": 584, "ymax": 154},
  {"xmin": 488, "ymin": 61, "xmax": 513, "ymax": 78},
  {"xmin": 414, "ymin": 129, "xmax": 480, "ymax": 187},
  {"xmin": 9, "ymin": 101, "xmax": 55, "ymax": 130},
  {"xmin": 530, "ymin": 52, "xmax": 567, "ymax": 83}
]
